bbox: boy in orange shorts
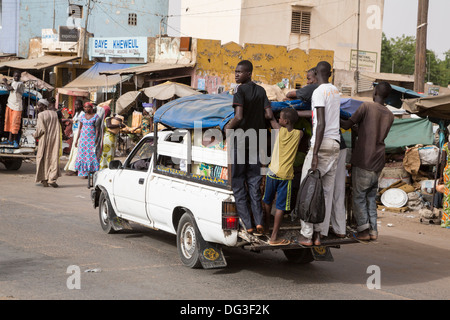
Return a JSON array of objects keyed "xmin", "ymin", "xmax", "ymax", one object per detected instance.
[{"xmin": 1, "ymin": 71, "xmax": 24, "ymax": 148}]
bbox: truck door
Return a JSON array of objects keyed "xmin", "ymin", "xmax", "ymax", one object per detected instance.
[{"xmin": 112, "ymin": 137, "xmax": 154, "ymax": 226}]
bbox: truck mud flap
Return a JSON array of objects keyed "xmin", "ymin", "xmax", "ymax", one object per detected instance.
[
  {"xmin": 197, "ymin": 237, "xmax": 227, "ymax": 269},
  {"xmin": 311, "ymin": 246, "xmax": 334, "ymax": 262}
]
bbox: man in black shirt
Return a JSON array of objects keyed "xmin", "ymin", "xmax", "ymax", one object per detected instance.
[
  {"xmin": 285, "ymin": 68, "xmax": 319, "ymax": 103},
  {"xmin": 225, "ymin": 60, "xmax": 272, "ymax": 234}
]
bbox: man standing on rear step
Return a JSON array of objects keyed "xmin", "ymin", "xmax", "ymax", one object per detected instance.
[
  {"xmin": 1, "ymin": 71, "xmax": 24, "ymax": 149},
  {"xmin": 224, "ymin": 60, "xmax": 273, "ymax": 235},
  {"xmin": 297, "ymin": 61, "xmax": 341, "ymax": 247},
  {"xmin": 340, "ymin": 81, "xmax": 394, "ymax": 241}
]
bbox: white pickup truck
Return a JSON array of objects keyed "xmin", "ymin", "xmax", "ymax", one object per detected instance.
[
  {"xmin": 90, "ymin": 128, "xmax": 358, "ymax": 269},
  {"xmin": 0, "ymin": 118, "xmax": 37, "ymax": 171}
]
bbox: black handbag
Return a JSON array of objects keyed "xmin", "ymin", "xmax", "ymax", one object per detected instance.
[{"xmin": 295, "ymin": 169, "xmax": 326, "ymax": 224}]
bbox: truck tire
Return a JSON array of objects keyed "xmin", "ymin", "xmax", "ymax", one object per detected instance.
[
  {"xmin": 3, "ymin": 159, "xmax": 22, "ymax": 171},
  {"xmin": 99, "ymin": 191, "xmax": 117, "ymax": 234},
  {"xmin": 177, "ymin": 212, "xmax": 202, "ymax": 269},
  {"xmin": 283, "ymin": 248, "xmax": 314, "ymax": 264}
]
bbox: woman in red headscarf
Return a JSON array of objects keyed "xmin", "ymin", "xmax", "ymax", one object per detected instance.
[{"xmin": 74, "ymin": 102, "xmax": 100, "ymax": 178}]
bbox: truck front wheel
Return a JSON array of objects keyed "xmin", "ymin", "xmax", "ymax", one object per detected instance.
[
  {"xmin": 99, "ymin": 191, "xmax": 117, "ymax": 234},
  {"xmin": 177, "ymin": 212, "xmax": 202, "ymax": 269}
]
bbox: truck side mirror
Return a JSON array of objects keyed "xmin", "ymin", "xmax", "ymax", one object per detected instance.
[{"xmin": 109, "ymin": 160, "xmax": 123, "ymax": 170}]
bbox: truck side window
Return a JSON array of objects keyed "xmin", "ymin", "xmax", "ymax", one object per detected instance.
[
  {"xmin": 125, "ymin": 137, "xmax": 154, "ymax": 171},
  {"xmin": 157, "ymin": 131, "xmax": 188, "ymax": 172}
]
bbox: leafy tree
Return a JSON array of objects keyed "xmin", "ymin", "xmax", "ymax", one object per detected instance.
[{"xmin": 380, "ymin": 33, "xmax": 450, "ymax": 87}]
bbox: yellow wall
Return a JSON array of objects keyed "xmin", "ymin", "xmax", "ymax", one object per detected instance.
[{"xmin": 195, "ymin": 39, "xmax": 334, "ymax": 91}]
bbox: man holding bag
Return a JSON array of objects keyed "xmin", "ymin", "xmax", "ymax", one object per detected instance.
[{"xmin": 297, "ymin": 61, "xmax": 341, "ymax": 246}]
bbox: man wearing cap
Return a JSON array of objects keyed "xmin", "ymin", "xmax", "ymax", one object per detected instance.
[{"xmin": 34, "ymin": 99, "xmax": 61, "ymax": 188}]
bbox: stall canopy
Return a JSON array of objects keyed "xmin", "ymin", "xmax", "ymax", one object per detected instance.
[
  {"xmin": 403, "ymin": 94, "xmax": 450, "ymax": 148},
  {"xmin": 0, "ymin": 55, "xmax": 79, "ymax": 71},
  {"xmin": 143, "ymin": 81, "xmax": 201, "ymax": 101},
  {"xmin": 63, "ymin": 62, "xmax": 138, "ymax": 90},
  {"xmin": 57, "ymin": 87, "xmax": 90, "ymax": 97},
  {"xmin": 402, "ymin": 94, "xmax": 450, "ymax": 120},
  {"xmin": 116, "ymin": 91, "xmax": 141, "ymax": 115},
  {"xmin": 1, "ymin": 72, "xmax": 54, "ymax": 91},
  {"xmin": 99, "ymin": 63, "xmax": 194, "ymax": 76},
  {"xmin": 20, "ymin": 72, "xmax": 54, "ymax": 91}
]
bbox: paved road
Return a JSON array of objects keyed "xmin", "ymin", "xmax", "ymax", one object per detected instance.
[{"xmin": 1, "ymin": 162, "xmax": 450, "ymax": 304}]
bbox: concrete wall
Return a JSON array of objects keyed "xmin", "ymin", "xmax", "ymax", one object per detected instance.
[
  {"xmin": 177, "ymin": 0, "xmax": 242, "ymax": 45},
  {"xmin": 0, "ymin": 0, "xmax": 20, "ymax": 54},
  {"xmin": 192, "ymin": 39, "xmax": 334, "ymax": 94},
  {"xmin": 15, "ymin": 0, "xmax": 169, "ymax": 58},
  {"xmin": 175, "ymin": 0, "xmax": 384, "ymax": 73},
  {"xmin": 240, "ymin": 0, "xmax": 384, "ymax": 72}
]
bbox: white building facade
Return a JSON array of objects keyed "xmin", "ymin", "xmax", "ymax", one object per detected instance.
[{"xmin": 170, "ymin": 0, "xmax": 385, "ymax": 73}]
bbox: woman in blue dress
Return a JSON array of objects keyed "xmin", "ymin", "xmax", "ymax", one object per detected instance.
[{"xmin": 75, "ymin": 102, "xmax": 100, "ymax": 178}]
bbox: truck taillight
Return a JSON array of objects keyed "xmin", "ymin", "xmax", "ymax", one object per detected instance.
[
  {"xmin": 222, "ymin": 216, "xmax": 239, "ymax": 230},
  {"xmin": 222, "ymin": 200, "xmax": 238, "ymax": 230}
]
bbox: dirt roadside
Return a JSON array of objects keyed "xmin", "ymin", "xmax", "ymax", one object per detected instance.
[{"xmin": 376, "ymin": 208, "xmax": 450, "ymax": 250}]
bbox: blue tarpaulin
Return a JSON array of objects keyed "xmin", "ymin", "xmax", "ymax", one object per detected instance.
[
  {"xmin": 0, "ymin": 89, "xmax": 40, "ymax": 100},
  {"xmin": 154, "ymin": 94, "xmax": 366, "ymax": 130},
  {"xmin": 154, "ymin": 94, "xmax": 234, "ymax": 130}
]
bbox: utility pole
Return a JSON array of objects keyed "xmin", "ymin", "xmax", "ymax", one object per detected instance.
[
  {"xmin": 81, "ymin": 0, "xmax": 92, "ymax": 65},
  {"xmin": 414, "ymin": 0, "xmax": 429, "ymax": 93},
  {"xmin": 355, "ymin": 0, "xmax": 361, "ymax": 93},
  {"xmin": 53, "ymin": 0, "xmax": 56, "ymax": 30}
]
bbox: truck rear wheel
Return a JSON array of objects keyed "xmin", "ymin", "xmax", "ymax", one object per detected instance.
[
  {"xmin": 3, "ymin": 159, "xmax": 22, "ymax": 171},
  {"xmin": 177, "ymin": 212, "xmax": 202, "ymax": 269},
  {"xmin": 283, "ymin": 248, "xmax": 314, "ymax": 264}
]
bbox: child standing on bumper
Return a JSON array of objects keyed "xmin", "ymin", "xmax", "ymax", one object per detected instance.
[{"xmin": 263, "ymin": 108, "xmax": 303, "ymax": 245}]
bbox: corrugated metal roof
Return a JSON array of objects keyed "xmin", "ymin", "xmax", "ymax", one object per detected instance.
[{"xmin": 0, "ymin": 55, "xmax": 79, "ymax": 70}]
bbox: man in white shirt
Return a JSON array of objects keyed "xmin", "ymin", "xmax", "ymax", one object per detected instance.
[
  {"xmin": 298, "ymin": 61, "xmax": 341, "ymax": 246},
  {"xmin": 1, "ymin": 71, "xmax": 24, "ymax": 148}
]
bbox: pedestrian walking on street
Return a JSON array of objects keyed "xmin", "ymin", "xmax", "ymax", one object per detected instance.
[
  {"xmin": 340, "ymin": 81, "xmax": 394, "ymax": 241},
  {"xmin": 99, "ymin": 114, "xmax": 124, "ymax": 170},
  {"xmin": 75, "ymin": 102, "xmax": 100, "ymax": 178},
  {"xmin": 34, "ymin": 99, "xmax": 61, "ymax": 188},
  {"xmin": 64, "ymin": 100, "xmax": 84, "ymax": 175}
]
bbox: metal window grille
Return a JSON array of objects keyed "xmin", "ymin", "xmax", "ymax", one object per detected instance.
[
  {"xmin": 291, "ymin": 10, "xmax": 311, "ymax": 35},
  {"xmin": 128, "ymin": 13, "xmax": 137, "ymax": 26},
  {"xmin": 68, "ymin": 4, "xmax": 83, "ymax": 19}
]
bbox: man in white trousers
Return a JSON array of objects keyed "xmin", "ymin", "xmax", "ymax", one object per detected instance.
[{"xmin": 297, "ymin": 61, "xmax": 341, "ymax": 246}]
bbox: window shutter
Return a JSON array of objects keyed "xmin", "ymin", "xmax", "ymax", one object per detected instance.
[{"xmin": 291, "ymin": 10, "xmax": 311, "ymax": 35}]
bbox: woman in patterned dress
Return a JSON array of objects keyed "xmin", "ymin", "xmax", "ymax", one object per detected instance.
[
  {"xmin": 437, "ymin": 142, "xmax": 450, "ymax": 228},
  {"xmin": 99, "ymin": 115, "xmax": 124, "ymax": 170},
  {"xmin": 74, "ymin": 103, "xmax": 100, "ymax": 178}
]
